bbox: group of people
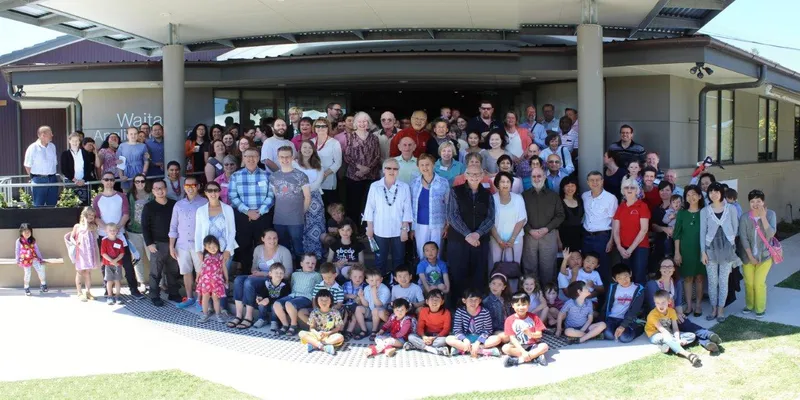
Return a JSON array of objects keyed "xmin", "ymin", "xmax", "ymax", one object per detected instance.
[{"xmin": 17, "ymin": 99, "xmax": 781, "ymax": 367}]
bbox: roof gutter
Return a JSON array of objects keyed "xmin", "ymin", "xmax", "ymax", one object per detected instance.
[
  {"xmin": 6, "ymin": 79, "xmax": 82, "ymax": 131},
  {"xmin": 698, "ymin": 63, "xmax": 767, "ymax": 161}
]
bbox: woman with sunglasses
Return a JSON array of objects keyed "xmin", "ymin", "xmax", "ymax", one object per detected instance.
[
  {"xmin": 612, "ymin": 176, "xmax": 652, "ymax": 285},
  {"xmin": 195, "ymin": 181, "xmax": 238, "ymax": 290},
  {"xmin": 126, "ymin": 173, "xmax": 153, "ymax": 293},
  {"xmin": 214, "ymin": 155, "xmax": 239, "ymax": 205},
  {"xmin": 205, "ymin": 139, "xmax": 228, "ymax": 183},
  {"xmin": 311, "ymin": 118, "xmax": 342, "ymax": 207}
]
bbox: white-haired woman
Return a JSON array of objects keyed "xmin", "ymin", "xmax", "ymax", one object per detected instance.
[
  {"xmin": 343, "ymin": 111, "xmax": 381, "ymax": 227},
  {"xmin": 433, "ymin": 141, "xmax": 465, "ymax": 185},
  {"xmin": 612, "ymin": 176, "xmax": 651, "ymax": 284}
]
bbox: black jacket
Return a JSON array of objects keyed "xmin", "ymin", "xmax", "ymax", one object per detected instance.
[{"xmin": 60, "ymin": 148, "xmax": 97, "ymax": 182}]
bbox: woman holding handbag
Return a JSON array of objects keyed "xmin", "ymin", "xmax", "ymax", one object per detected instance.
[
  {"xmin": 489, "ymin": 171, "xmax": 527, "ymax": 286},
  {"xmin": 738, "ymin": 189, "xmax": 779, "ymax": 318}
]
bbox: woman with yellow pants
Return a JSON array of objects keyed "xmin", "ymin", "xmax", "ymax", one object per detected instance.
[{"xmin": 737, "ymin": 190, "xmax": 776, "ymax": 318}]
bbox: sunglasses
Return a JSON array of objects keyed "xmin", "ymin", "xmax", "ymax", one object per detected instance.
[
  {"xmin": 223, "ymin": 163, "xmax": 237, "ymax": 166},
  {"xmin": 547, "ymin": 160, "xmax": 561, "ymax": 164},
  {"xmin": 134, "ymin": 180, "xmax": 146, "ymax": 184},
  {"xmin": 205, "ymin": 188, "xmax": 220, "ymax": 193},
  {"xmin": 102, "ymin": 178, "xmax": 115, "ymax": 182},
  {"xmin": 480, "ymin": 107, "xmax": 493, "ymax": 110},
  {"xmin": 184, "ymin": 184, "xmax": 198, "ymax": 188}
]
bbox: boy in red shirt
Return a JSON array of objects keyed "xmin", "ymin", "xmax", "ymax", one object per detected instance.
[
  {"xmin": 101, "ymin": 223, "xmax": 125, "ymax": 305},
  {"xmin": 502, "ymin": 292, "xmax": 550, "ymax": 367},
  {"xmin": 404, "ymin": 289, "xmax": 452, "ymax": 356}
]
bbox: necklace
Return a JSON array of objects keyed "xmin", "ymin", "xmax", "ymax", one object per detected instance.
[
  {"xmin": 422, "ymin": 174, "xmax": 432, "ymax": 186},
  {"xmin": 689, "ymin": 210, "xmax": 699, "ymax": 226},
  {"xmin": 316, "ymin": 136, "xmax": 328, "ymax": 151},
  {"xmin": 383, "ymin": 184, "xmax": 399, "ymax": 206},
  {"xmin": 169, "ymin": 179, "xmax": 181, "ymax": 196}
]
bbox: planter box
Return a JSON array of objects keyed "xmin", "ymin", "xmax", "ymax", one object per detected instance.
[{"xmin": 0, "ymin": 207, "xmax": 81, "ymax": 229}]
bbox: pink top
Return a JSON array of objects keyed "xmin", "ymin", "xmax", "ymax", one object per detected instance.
[
  {"xmin": 15, "ymin": 238, "xmax": 43, "ymax": 267},
  {"xmin": 290, "ymin": 133, "xmax": 317, "ymax": 152},
  {"xmin": 215, "ymin": 173, "xmax": 231, "ymax": 205}
]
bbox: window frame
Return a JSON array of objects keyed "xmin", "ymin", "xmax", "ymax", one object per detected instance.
[
  {"xmin": 794, "ymin": 104, "xmax": 800, "ymax": 160},
  {"xmin": 758, "ymin": 97, "xmax": 779, "ymax": 162},
  {"xmin": 705, "ymin": 89, "xmax": 735, "ymax": 163}
]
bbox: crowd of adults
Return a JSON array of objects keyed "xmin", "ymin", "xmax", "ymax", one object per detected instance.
[{"xmin": 23, "ymin": 99, "xmax": 778, "ymax": 326}]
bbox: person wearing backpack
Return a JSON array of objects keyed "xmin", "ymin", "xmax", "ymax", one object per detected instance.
[{"xmin": 737, "ymin": 189, "xmax": 778, "ymax": 318}]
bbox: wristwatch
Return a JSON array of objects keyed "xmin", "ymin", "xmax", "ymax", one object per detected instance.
[{"xmin": 401, "ymin": 226, "xmax": 410, "ymax": 232}]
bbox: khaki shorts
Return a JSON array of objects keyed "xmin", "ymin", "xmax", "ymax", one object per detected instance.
[{"xmin": 177, "ymin": 248, "xmax": 203, "ymax": 275}]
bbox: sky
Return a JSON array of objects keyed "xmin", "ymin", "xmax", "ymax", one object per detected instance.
[{"xmin": 0, "ymin": 0, "xmax": 798, "ymax": 72}]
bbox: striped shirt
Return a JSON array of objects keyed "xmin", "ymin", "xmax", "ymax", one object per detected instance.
[
  {"xmin": 228, "ymin": 167, "xmax": 274, "ymax": 215},
  {"xmin": 312, "ymin": 281, "xmax": 344, "ymax": 305},
  {"xmin": 290, "ymin": 271, "xmax": 322, "ymax": 300},
  {"xmin": 452, "ymin": 306, "xmax": 493, "ymax": 343}
]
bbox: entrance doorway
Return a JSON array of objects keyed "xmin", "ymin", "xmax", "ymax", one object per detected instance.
[{"xmin": 350, "ymin": 90, "xmax": 505, "ymax": 122}]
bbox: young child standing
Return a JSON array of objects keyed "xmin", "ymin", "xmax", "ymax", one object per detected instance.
[
  {"xmin": 556, "ymin": 281, "xmax": 607, "ymax": 344},
  {"xmin": 254, "ymin": 263, "xmax": 291, "ymax": 330},
  {"xmin": 603, "ymin": 263, "xmax": 645, "ymax": 343},
  {"xmin": 543, "ymin": 283, "xmax": 564, "ymax": 326},
  {"xmin": 391, "ymin": 264, "xmax": 425, "ymax": 313},
  {"xmin": 405, "ymin": 289, "xmax": 452, "ymax": 355},
  {"xmin": 343, "ymin": 264, "xmax": 368, "ymax": 339},
  {"xmin": 646, "ymin": 290, "xmax": 702, "ymax": 367},
  {"xmin": 502, "ymin": 292, "xmax": 550, "ymax": 367},
  {"xmin": 273, "ymin": 253, "xmax": 322, "ymax": 336},
  {"xmin": 445, "ymin": 289, "xmax": 502, "ymax": 357},
  {"xmin": 416, "ymin": 241, "xmax": 450, "ymax": 294},
  {"xmin": 521, "ymin": 275, "xmax": 549, "ymax": 322},
  {"xmin": 298, "ymin": 289, "xmax": 345, "ymax": 355},
  {"xmin": 326, "ymin": 220, "xmax": 364, "ymax": 280},
  {"xmin": 365, "ymin": 298, "xmax": 413, "ymax": 358},
  {"xmin": 67, "ymin": 207, "xmax": 100, "ymax": 302},
  {"xmin": 299, "ymin": 262, "xmax": 345, "ymax": 325},
  {"xmin": 196, "ymin": 235, "xmax": 229, "ymax": 323},
  {"xmin": 355, "ymin": 268, "xmax": 391, "ymax": 340},
  {"xmin": 16, "ymin": 223, "xmax": 47, "ymax": 296},
  {"xmin": 483, "ymin": 273, "xmax": 512, "ymax": 340},
  {"xmin": 100, "ymin": 223, "xmax": 125, "ymax": 305}
]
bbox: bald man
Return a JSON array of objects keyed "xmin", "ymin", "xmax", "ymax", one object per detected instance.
[
  {"xmin": 390, "ymin": 110, "xmax": 430, "ymax": 158},
  {"xmin": 373, "ymin": 111, "xmax": 399, "ymax": 160}
]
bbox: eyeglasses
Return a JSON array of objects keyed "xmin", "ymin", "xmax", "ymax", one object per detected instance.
[
  {"xmin": 547, "ymin": 160, "xmax": 561, "ymax": 164},
  {"xmin": 380, "ymin": 118, "xmax": 394, "ymax": 122},
  {"xmin": 205, "ymin": 188, "xmax": 220, "ymax": 193},
  {"xmin": 314, "ymin": 125, "xmax": 328, "ymax": 129},
  {"xmin": 184, "ymin": 184, "xmax": 197, "ymax": 188},
  {"xmin": 223, "ymin": 163, "xmax": 237, "ymax": 167},
  {"xmin": 660, "ymin": 264, "xmax": 675, "ymax": 268},
  {"xmin": 134, "ymin": 180, "xmax": 146, "ymax": 184},
  {"xmin": 102, "ymin": 178, "xmax": 115, "ymax": 182},
  {"xmin": 332, "ymin": 108, "xmax": 342, "ymax": 112},
  {"xmin": 480, "ymin": 107, "xmax": 493, "ymax": 110},
  {"xmin": 624, "ymin": 186, "xmax": 638, "ymax": 190},
  {"xmin": 384, "ymin": 167, "xmax": 399, "ymax": 171}
]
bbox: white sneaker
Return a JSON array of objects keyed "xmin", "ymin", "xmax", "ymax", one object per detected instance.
[
  {"xmin": 198, "ymin": 314, "xmax": 210, "ymax": 323},
  {"xmin": 214, "ymin": 314, "xmax": 225, "ymax": 323},
  {"xmin": 253, "ymin": 319, "xmax": 267, "ymax": 328}
]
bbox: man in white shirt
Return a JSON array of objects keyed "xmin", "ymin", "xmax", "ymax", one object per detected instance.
[
  {"xmin": 260, "ymin": 118, "xmax": 294, "ymax": 172},
  {"xmin": 394, "ymin": 136, "xmax": 419, "ymax": 185},
  {"xmin": 24, "ymin": 126, "xmax": 59, "ymax": 206},
  {"xmin": 364, "ymin": 158, "xmax": 412, "ymax": 277},
  {"xmin": 373, "ymin": 111, "xmax": 398, "ymax": 160},
  {"xmin": 581, "ymin": 171, "xmax": 619, "ymax": 286},
  {"xmin": 521, "ymin": 105, "xmax": 548, "ymax": 149}
]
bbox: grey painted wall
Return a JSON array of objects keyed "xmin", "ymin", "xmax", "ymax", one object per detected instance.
[
  {"xmin": 605, "ymin": 75, "xmax": 671, "ymax": 163},
  {"xmin": 80, "ymin": 88, "xmax": 214, "ymax": 141},
  {"xmin": 535, "ymin": 82, "xmax": 578, "ymax": 121}
]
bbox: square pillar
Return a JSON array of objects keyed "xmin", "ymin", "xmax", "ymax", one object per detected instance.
[
  {"xmin": 577, "ymin": 23, "xmax": 604, "ymax": 181},
  {"xmin": 162, "ymin": 44, "xmax": 185, "ymax": 170}
]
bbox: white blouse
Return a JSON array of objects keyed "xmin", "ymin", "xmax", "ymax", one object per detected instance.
[
  {"xmin": 293, "ymin": 161, "xmax": 325, "ymax": 193},
  {"xmin": 492, "ymin": 192, "xmax": 527, "ymax": 244},
  {"xmin": 312, "ymin": 136, "xmax": 342, "ymax": 191}
]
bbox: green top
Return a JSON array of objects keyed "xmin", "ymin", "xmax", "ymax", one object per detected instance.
[
  {"xmin": 673, "ymin": 209, "xmax": 705, "ymax": 277},
  {"xmin": 127, "ymin": 191, "xmax": 153, "ymax": 234}
]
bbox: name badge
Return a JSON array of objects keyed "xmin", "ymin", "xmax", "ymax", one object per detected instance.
[
  {"xmin": 193, "ymin": 145, "xmax": 200, "ymax": 153},
  {"xmin": 215, "ymin": 163, "xmax": 223, "ymax": 170},
  {"xmin": 265, "ymin": 259, "xmax": 275, "ymax": 267},
  {"xmin": 440, "ymin": 166, "xmax": 448, "ymax": 171},
  {"xmin": 221, "ymin": 183, "xmax": 229, "ymax": 188},
  {"xmin": 113, "ymin": 243, "xmax": 122, "ymax": 249},
  {"xmin": 257, "ymin": 181, "xmax": 266, "ymax": 187},
  {"xmin": 481, "ymin": 182, "xmax": 490, "ymax": 189}
]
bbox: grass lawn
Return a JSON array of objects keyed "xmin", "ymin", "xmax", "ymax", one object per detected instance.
[
  {"xmin": 0, "ymin": 369, "xmax": 257, "ymax": 400},
  {"xmin": 427, "ymin": 317, "xmax": 800, "ymax": 400},
  {"xmin": 776, "ymin": 269, "xmax": 800, "ymax": 290}
]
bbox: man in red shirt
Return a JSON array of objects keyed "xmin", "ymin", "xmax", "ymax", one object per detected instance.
[
  {"xmin": 389, "ymin": 110, "xmax": 430, "ymax": 158},
  {"xmin": 642, "ymin": 167, "xmax": 661, "ymax": 209}
]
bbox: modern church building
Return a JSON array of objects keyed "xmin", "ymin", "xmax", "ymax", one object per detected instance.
[{"xmin": 2, "ymin": 0, "xmax": 800, "ymax": 219}]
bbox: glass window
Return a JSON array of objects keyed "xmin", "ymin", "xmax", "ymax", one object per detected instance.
[
  {"xmin": 705, "ymin": 90, "xmax": 734, "ymax": 163},
  {"xmin": 759, "ymin": 97, "xmax": 778, "ymax": 161},
  {"xmin": 214, "ymin": 90, "xmax": 240, "ymax": 128},
  {"xmin": 794, "ymin": 105, "xmax": 800, "ymax": 160},
  {"xmin": 242, "ymin": 90, "xmax": 285, "ymax": 128},
  {"xmin": 287, "ymin": 91, "xmax": 348, "ymax": 121}
]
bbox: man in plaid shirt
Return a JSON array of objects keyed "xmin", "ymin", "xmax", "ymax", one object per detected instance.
[{"xmin": 229, "ymin": 148, "xmax": 275, "ymax": 275}]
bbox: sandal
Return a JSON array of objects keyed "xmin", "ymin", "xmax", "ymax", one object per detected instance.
[
  {"xmin": 687, "ymin": 353, "xmax": 702, "ymax": 367},
  {"xmin": 693, "ymin": 311, "xmax": 702, "ymax": 318},
  {"xmin": 354, "ymin": 331, "xmax": 368, "ymax": 341},
  {"xmin": 278, "ymin": 326, "xmax": 289, "ymax": 335},
  {"xmin": 235, "ymin": 319, "xmax": 253, "ymax": 329},
  {"xmin": 226, "ymin": 317, "xmax": 243, "ymax": 328},
  {"xmin": 705, "ymin": 314, "xmax": 716, "ymax": 321},
  {"xmin": 343, "ymin": 331, "xmax": 353, "ymax": 341},
  {"xmin": 369, "ymin": 331, "xmax": 378, "ymax": 341},
  {"xmin": 286, "ymin": 325, "xmax": 298, "ymax": 336}
]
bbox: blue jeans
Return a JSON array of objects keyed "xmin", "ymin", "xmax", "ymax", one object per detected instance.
[
  {"xmin": 603, "ymin": 317, "xmax": 644, "ymax": 343},
  {"xmin": 678, "ymin": 318, "xmax": 714, "ymax": 347},
  {"xmin": 583, "ymin": 231, "xmax": 611, "ymax": 285},
  {"xmin": 232, "ymin": 275, "xmax": 268, "ymax": 307},
  {"xmin": 31, "ymin": 175, "xmax": 58, "ymax": 207},
  {"xmin": 374, "ymin": 235, "xmax": 404, "ymax": 275},
  {"xmin": 621, "ymin": 247, "xmax": 649, "ymax": 284},
  {"xmin": 275, "ymin": 224, "xmax": 304, "ymax": 258},
  {"xmin": 272, "ymin": 296, "xmax": 312, "ymax": 323},
  {"xmin": 650, "ymin": 332, "xmax": 696, "ymax": 353}
]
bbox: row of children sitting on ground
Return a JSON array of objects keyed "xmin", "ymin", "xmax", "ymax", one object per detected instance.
[{"xmin": 216, "ymin": 236, "xmax": 721, "ymax": 367}]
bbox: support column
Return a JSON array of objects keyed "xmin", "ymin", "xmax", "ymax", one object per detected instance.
[
  {"xmin": 162, "ymin": 42, "xmax": 185, "ymax": 170},
  {"xmin": 577, "ymin": 23, "xmax": 604, "ymax": 184}
]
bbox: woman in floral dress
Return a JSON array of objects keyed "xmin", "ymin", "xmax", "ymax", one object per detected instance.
[{"xmin": 294, "ymin": 140, "xmax": 326, "ymax": 259}]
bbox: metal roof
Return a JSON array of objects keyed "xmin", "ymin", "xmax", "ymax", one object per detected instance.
[
  {"xmin": 0, "ymin": 0, "xmax": 735, "ymax": 56},
  {"xmin": 0, "ymin": 34, "xmax": 80, "ymax": 66}
]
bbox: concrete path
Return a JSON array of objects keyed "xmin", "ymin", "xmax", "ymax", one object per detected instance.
[{"xmin": 1, "ymin": 235, "xmax": 798, "ymax": 399}]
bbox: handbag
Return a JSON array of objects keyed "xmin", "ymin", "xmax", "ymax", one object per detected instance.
[
  {"xmin": 492, "ymin": 246, "xmax": 522, "ymax": 279},
  {"xmin": 64, "ymin": 232, "xmax": 78, "ymax": 264},
  {"xmin": 751, "ymin": 211, "xmax": 783, "ymax": 264}
]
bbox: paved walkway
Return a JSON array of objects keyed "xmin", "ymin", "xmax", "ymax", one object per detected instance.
[{"xmin": 2, "ymin": 234, "xmax": 799, "ymax": 399}]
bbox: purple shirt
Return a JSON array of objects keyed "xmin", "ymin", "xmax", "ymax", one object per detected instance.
[{"xmin": 168, "ymin": 195, "xmax": 208, "ymax": 251}]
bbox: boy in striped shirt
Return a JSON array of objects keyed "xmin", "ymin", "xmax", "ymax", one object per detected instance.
[{"xmin": 300, "ymin": 262, "xmax": 344, "ymax": 325}]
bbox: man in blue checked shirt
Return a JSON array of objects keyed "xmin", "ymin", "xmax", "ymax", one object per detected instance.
[{"xmin": 229, "ymin": 148, "xmax": 275, "ymax": 275}]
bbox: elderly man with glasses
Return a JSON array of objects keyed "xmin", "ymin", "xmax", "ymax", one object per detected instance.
[
  {"xmin": 522, "ymin": 166, "xmax": 565, "ymax": 286},
  {"xmin": 364, "ymin": 158, "xmax": 412, "ymax": 279},
  {"xmin": 390, "ymin": 110, "xmax": 431, "ymax": 158},
  {"xmin": 230, "ymin": 148, "xmax": 275, "ymax": 277},
  {"xmin": 373, "ymin": 111, "xmax": 399, "ymax": 160}
]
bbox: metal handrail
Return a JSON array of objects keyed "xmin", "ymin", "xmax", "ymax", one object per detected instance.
[{"xmin": 0, "ymin": 171, "xmax": 204, "ymax": 188}]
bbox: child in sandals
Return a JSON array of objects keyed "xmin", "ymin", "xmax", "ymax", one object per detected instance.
[
  {"xmin": 646, "ymin": 289, "xmax": 702, "ymax": 367},
  {"xmin": 364, "ymin": 298, "xmax": 413, "ymax": 357},
  {"xmin": 354, "ymin": 268, "xmax": 391, "ymax": 341},
  {"xmin": 272, "ymin": 253, "xmax": 322, "ymax": 336},
  {"xmin": 298, "ymin": 289, "xmax": 345, "ymax": 355}
]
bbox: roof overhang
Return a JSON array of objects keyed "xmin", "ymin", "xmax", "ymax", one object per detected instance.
[{"xmin": 0, "ymin": 0, "xmax": 735, "ymax": 56}]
